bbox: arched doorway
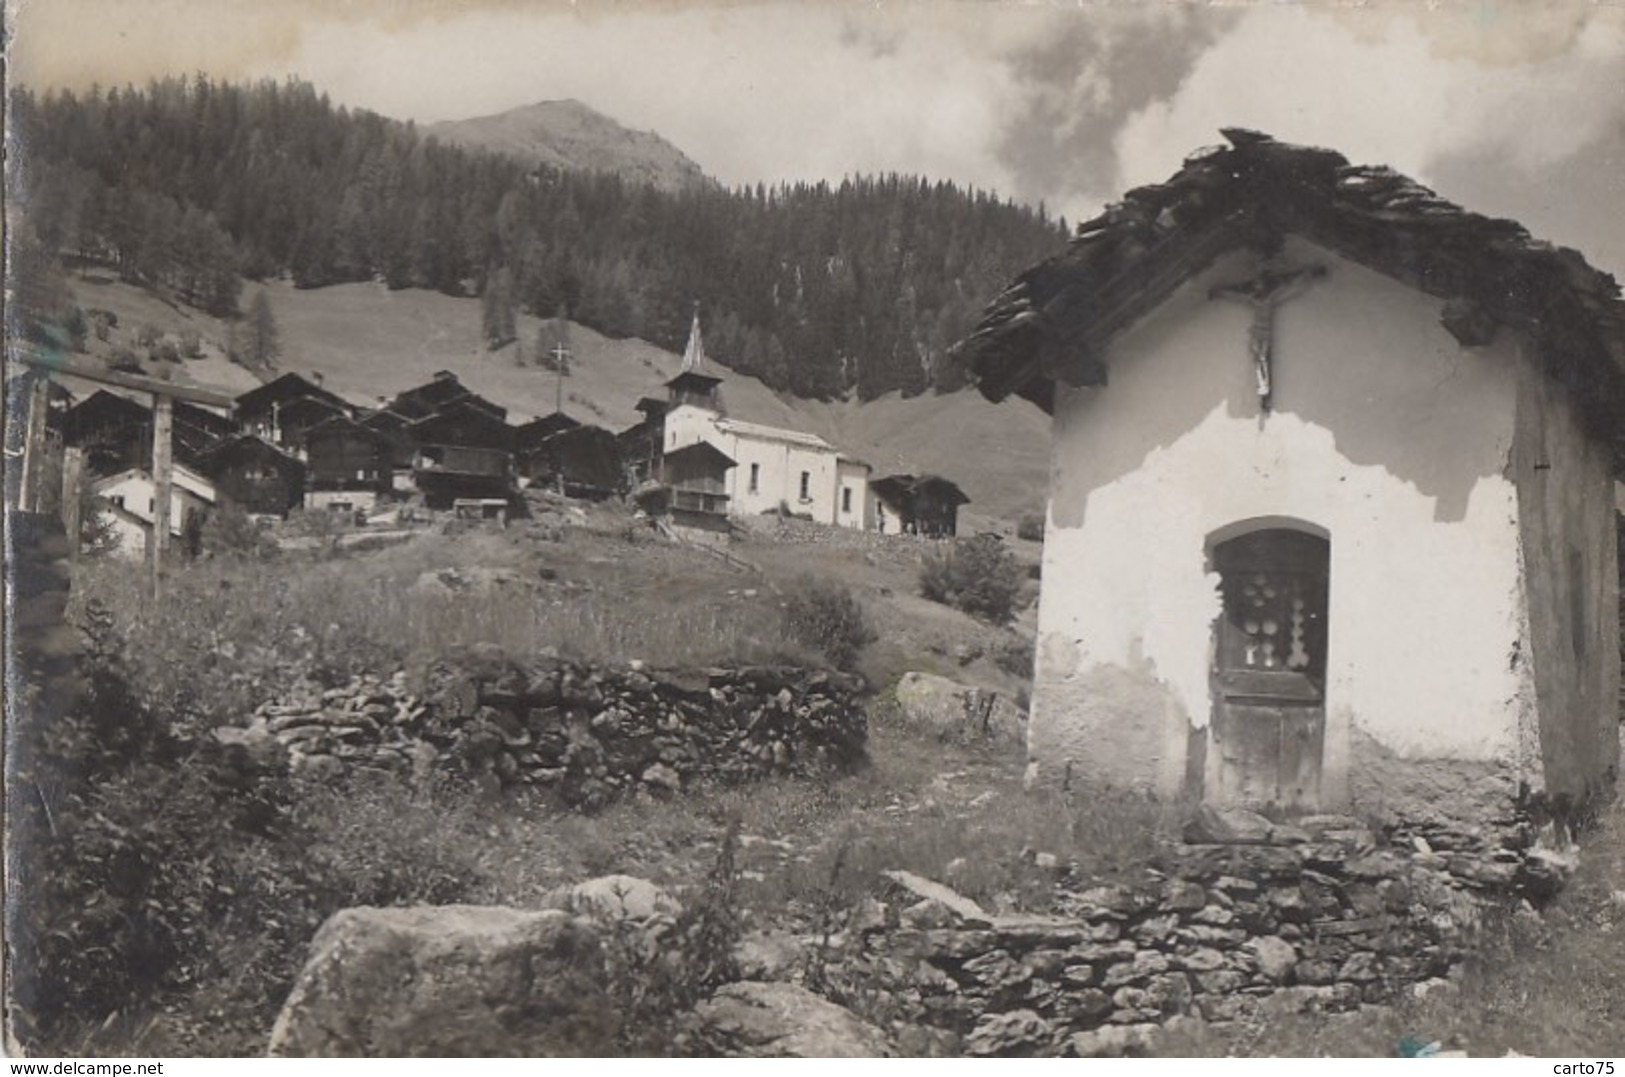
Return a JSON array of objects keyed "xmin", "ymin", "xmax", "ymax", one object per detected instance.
[{"xmin": 1207, "ymin": 524, "xmax": 1330, "ymax": 812}]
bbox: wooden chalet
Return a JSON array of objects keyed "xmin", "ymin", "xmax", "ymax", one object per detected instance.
[
  {"xmin": 390, "ymin": 371, "xmax": 507, "ymax": 423},
  {"xmin": 518, "ymin": 424, "xmax": 623, "ymax": 500},
  {"xmin": 234, "ymin": 373, "xmax": 351, "ymax": 444},
  {"xmin": 63, "ymin": 389, "xmax": 232, "ymax": 477},
  {"xmin": 514, "ymin": 411, "xmax": 581, "ymax": 455},
  {"xmin": 359, "ymin": 408, "xmax": 416, "ymax": 472},
  {"xmin": 408, "ymin": 399, "xmax": 514, "ymax": 509},
  {"xmin": 273, "ymin": 396, "xmax": 348, "ymax": 450},
  {"xmin": 303, "ymin": 415, "xmax": 392, "ymax": 512},
  {"xmin": 870, "ymin": 474, "xmax": 970, "ymax": 537},
  {"xmin": 62, "ymin": 389, "xmax": 148, "ymax": 475},
  {"xmin": 201, "ymin": 435, "xmax": 307, "ymax": 517},
  {"xmin": 639, "ymin": 440, "xmax": 735, "ymax": 534},
  {"xmin": 618, "ymin": 396, "xmax": 669, "ymax": 487}
]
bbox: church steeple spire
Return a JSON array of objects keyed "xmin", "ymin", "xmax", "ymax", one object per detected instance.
[
  {"xmin": 681, "ymin": 301, "xmax": 705, "ymax": 373},
  {"xmin": 665, "ymin": 301, "xmax": 724, "ymax": 412}
]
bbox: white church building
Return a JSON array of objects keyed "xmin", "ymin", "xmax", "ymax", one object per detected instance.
[{"xmin": 659, "ymin": 314, "xmax": 872, "ymax": 530}]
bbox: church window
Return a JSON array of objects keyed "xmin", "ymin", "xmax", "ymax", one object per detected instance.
[
  {"xmin": 842, "ymin": 487, "xmax": 853, "ymax": 514},
  {"xmin": 749, "ymin": 463, "xmax": 760, "ymax": 493},
  {"xmin": 799, "ymin": 471, "xmax": 811, "ymax": 502}
]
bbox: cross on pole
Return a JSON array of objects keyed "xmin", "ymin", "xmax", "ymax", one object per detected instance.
[
  {"xmin": 550, "ymin": 342, "xmax": 570, "ymax": 414},
  {"xmin": 1209, "ymin": 263, "xmax": 1326, "ymax": 411}
]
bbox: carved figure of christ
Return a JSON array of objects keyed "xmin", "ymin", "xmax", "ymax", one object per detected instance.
[{"xmin": 1208, "ymin": 263, "xmax": 1327, "ymax": 410}]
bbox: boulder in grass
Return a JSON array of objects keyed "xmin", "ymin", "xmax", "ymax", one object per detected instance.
[
  {"xmin": 893, "ymin": 672, "xmax": 1025, "ymax": 742},
  {"xmin": 267, "ymin": 905, "xmax": 611, "ymax": 1057},
  {"xmin": 541, "ymin": 874, "xmax": 682, "ymax": 922},
  {"xmin": 687, "ymin": 981, "xmax": 893, "ymax": 1058},
  {"xmin": 1182, "ymin": 803, "xmax": 1275, "ymax": 845}
]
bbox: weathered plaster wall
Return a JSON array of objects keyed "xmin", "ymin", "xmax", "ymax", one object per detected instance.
[
  {"xmin": 724, "ymin": 437, "xmax": 841, "ymax": 522},
  {"xmin": 837, "ymin": 459, "xmax": 872, "ymax": 531},
  {"xmin": 1032, "ymin": 238, "xmax": 1533, "ymax": 817},
  {"xmin": 1512, "ymin": 356, "xmax": 1622, "ymax": 817}
]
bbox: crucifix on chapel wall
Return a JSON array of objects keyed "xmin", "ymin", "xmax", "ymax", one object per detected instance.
[{"xmin": 1208, "ymin": 260, "xmax": 1327, "ymax": 411}]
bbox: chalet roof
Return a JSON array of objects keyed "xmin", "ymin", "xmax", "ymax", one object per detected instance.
[
  {"xmin": 872, "ymin": 473, "xmax": 970, "ymax": 506},
  {"xmin": 360, "ymin": 407, "xmax": 410, "ymax": 430},
  {"xmin": 91, "ymin": 463, "xmax": 216, "ymax": 504},
  {"xmin": 235, "ymin": 372, "xmax": 350, "ymax": 417},
  {"xmin": 515, "ymin": 411, "xmax": 582, "ymax": 449},
  {"xmin": 200, "ymin": 435, "xmax": 307, "ymax": 479},
  {"xmin": 175, "ymin": 400, "xmax": 235, "ymax": 438},
  {"xmin": 635, "ymin": 397, "xmax": 669, "ymax": 416},
  {"xmin": 663, "ymin": 441, "xmax": 736, "ymax": 471},
  {"xmin": 408, "ymin": 399, "xmax": 515, "ymax": 450},
  {"xmin": 276, "ymin": 395, "xmax": 347, "ymax": 423},
  {"xmin": 716, "ymin": 417, "xmax": 834, "ymax": 451},
  {"xmin": 64, "ymin": 389, "xmax": 147, "ymax": 436},
  {"xmin": 956, "ymin": 129, "xmax": 1625, "ymax": 466},
  {"xmin": 64, "ymin": 390, "xmax": 224, "ymax": 472},
  {"xmin": 305, "ymin": 413, "xmax": 389, "ymax": 445}
]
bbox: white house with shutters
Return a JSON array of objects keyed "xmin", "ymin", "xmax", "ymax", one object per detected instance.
[{"xmin": 659, "ymin": 314, "xmax": 871, "ymax": 530}]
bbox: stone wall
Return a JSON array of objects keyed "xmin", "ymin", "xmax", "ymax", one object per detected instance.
[
  {"xmin": 234, "ymin": 653, "xmax": 869, "ymax": 807},
  {"xmin": 808, "ymin": 811, "xmax": 1537, "ymax": 1057}
]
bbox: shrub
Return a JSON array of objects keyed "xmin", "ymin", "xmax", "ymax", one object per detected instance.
[
  {"xmin": 201, "ymin": 500, "xmax": 277, "ymax": 560},
  {"xmin": 993, "ymin": 635, "xmax": 1035, "ymax": 680},
  {"xmin": 781, "ymin": 575, "xmax": 875, "ymax": 670},
  {"xmin": 6, "ymin": 614, "xmax": 321, "ymax": 1050},
  {"xmin": 1016, "ymin": 512, "xmax": 1045, "ymax": 542},
  {"xmin": 919, "ymin": 534, "xmax": 1024, "ymax": 625},
  {"xmin": 9, "ymin": 607, "xmax": 497, "ymax": 1053}
]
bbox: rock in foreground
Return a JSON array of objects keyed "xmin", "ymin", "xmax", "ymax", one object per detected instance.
[
  {"xmin": 268, "ymin": 905, "xmax": 611, "ymax": 1057},
  {"xmin": 687, "ymin": 981, "xmax": 893, "ymax": 1057}
]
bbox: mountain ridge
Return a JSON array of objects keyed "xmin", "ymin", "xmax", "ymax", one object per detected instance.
[{"xmin": 426, "ymin": 99, "xmax": 713, "ymax": 193}]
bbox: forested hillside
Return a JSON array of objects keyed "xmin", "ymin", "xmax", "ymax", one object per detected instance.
[{"xmin": 9, "ymin": 77, "xmax": 1068, "ymax": 400}]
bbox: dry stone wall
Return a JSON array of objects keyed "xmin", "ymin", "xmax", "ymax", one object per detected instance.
[
  {"xmin": 234, "ymin": 653, "xmax": 868, "ymax": 806},
  {"xmin": 807, "ymin": 813, "xmax": 1538, "ymax": 1057}
]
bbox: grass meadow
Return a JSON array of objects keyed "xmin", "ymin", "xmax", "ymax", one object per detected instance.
[{"xmin": 19, "ymin": 509, "xmax": 1625, "ymax": 1058}]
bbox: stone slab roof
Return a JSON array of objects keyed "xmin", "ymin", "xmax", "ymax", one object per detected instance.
[{"xmin": 955, "ymin": 129, "xmax": 1625, "ymax": 470}]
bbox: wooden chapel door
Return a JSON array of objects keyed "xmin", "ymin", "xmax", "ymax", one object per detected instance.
[{"xmin": 1209, "ymin": 527, "xmax": 1330, "ymax": 813}]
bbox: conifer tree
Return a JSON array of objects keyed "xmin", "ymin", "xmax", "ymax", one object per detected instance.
[
  {"xmin": 481, "ymin": 265, "xmax": 516, "ymax": 350},
  {"xmin": 240, "ymin": 290, "xmax": 280, "ymax": 369}
]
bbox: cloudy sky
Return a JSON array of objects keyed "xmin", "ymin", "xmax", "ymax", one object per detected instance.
[{"xmin": 10, "ymin": 0, "xmax": 1625, "ymax": 275}]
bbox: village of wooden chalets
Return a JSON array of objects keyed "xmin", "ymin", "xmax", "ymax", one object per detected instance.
[{"xmin": 5, "ymin": 5, "xmax": 1625, "ymax": 1063}]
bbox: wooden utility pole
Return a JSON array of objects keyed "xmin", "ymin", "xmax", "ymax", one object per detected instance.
[
  {"xmin": 60, "ymin": 446, "xmax": 83, "ymax": 564},
  {"xmin": 150, "ymin": 395, "xmax": 174, "ymax": 597},
  {"xmin": 17, "ymin": 376, "xmax": 51, "ymax": 512}
]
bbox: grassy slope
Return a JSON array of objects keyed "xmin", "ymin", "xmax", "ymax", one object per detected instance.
[
  {"xmin": 63, "ymin": 274, "xmax": 1051, "ymax": 520},
  {"xmin": 66, "ymin": 506, "xmax": 1624, "ymax": 1057}
]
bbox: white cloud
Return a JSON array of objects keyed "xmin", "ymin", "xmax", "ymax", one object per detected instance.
[
  {"xmin": 1113, "ymin": 4, "xmax": 1625, "ymax": 191},
  {"xmin": 1107, "ymin": 4, "xmax": 1625, "ymax": 274}
]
